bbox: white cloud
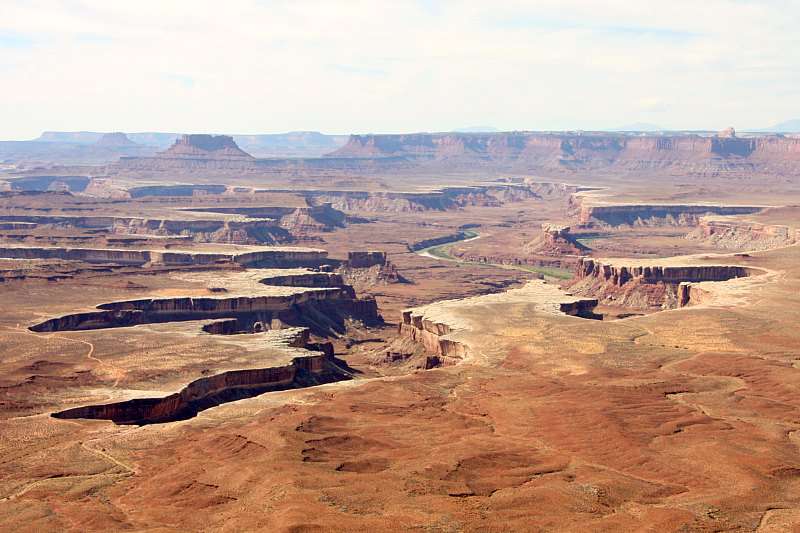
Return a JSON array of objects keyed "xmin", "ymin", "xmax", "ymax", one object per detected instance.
[{"xmin": 0, "ymin": 0, "xmax": 798, "ymax": 138}]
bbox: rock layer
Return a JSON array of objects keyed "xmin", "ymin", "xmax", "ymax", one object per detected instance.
[
  {"xmin": 571, "ymin": 257, "xmax": 756, "ymax": 309},
  {"xmin": 0, "ymin": 245, "xmax": 326, "ymax": 267},
  {"xmin": 51, "ymin": 329, "xmax": 345, "ymax": 425},
  {"xmin": 329, "ymin": 132, "xmax": 800, "ymax": 177},
  {"xmin": 687, "ymin": 218, "xmax": 796, "ymax": 250},
  {"xmin": 524, "ymin": 224, "xmax": 587, "ymax": 255},
  {"xmin": 577, "ymin": 203, "xmax": 763, "ymax": 227}
]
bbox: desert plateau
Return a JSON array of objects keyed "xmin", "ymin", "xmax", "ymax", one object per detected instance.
[{"xmin": 3, "ymin": 2, "xmax": 800, "ymax": 531}]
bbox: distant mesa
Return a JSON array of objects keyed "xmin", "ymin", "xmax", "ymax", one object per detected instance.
[
  {"xmin": 95, "ymin": 132, "xmax": 138, "ymax": 147},
  {"xmin": 35, "ymin": 131, "xmax": 104, "ymax": 144},
  {"xmin": 717, "ymin": 127, "xmax": 736, "ymax": 138},
  {"xmin": 159, "ymin": 134, "xmax": 254, "ymax": 159}
]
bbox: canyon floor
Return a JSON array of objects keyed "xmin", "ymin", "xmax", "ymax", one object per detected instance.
[{"xmin": 1, "ymin": 166, "xmax": 800, "ymax": 532}]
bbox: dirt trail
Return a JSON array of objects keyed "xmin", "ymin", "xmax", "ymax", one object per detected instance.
[{"xmin": 5, "ymin": 325, "xmax": 124, "ymax": 387}]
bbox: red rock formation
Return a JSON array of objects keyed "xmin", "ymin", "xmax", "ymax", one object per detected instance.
[
  {"xmin": 51, "ymin": 329, "xmax": 344, "ymax": 425},
  {"xmin": 346, "ymin": 251, "xmax": 387, "ymax": 268},
  {"xmin": 577, "ymin": 203, "xmax": 763, "ymax": 226},
  {"xmin": 398, "ymin": 310, "xmax": 467, "ymax": 368},
  {"xmin": 338, "ymin": 251, "xmax": 402, "ymax": 288},
  {"xmin": 570, "ymin": 258, "xmax": 755, "ymax": 310},
  {"xmin": 523, "ymin": 224, "xmax": 587, "ymax": 256}
]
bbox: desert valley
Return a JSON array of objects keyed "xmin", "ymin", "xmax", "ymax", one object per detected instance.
[{"xmin": 0, "ymin": 125, "xmax": 799, "ymax": 531}]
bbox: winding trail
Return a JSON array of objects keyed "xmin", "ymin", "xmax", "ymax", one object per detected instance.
[{"xmin": 4, "ymin": 325, "xmax": 124, "ymax": 387}]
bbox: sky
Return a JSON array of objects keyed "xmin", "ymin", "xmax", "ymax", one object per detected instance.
[{"xmin": 0, "ymin": 0, "xmax": 798, "ymax": 139}]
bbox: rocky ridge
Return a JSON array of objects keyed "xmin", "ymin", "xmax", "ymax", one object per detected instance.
[
  {"xmin": 569, "ymin": 257, "xmax": 759, "ymax": 310},
  {"xmin": 51, "ymin": 328, "xmax": 346, "ymax": 424},
  {"xmin": 0, "ymin": 245, "xmax": 327, "ymax": 267},
  {"xmin": 328, "ymin": 131, "xmax": 800, "ymax": 177}
]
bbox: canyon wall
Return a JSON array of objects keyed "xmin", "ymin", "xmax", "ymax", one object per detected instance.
[
  {"xmin": 577, "ymin": 204, "xmax": 763, "ymax": 227},
  {"xmin": 397, "ymin": 281, "xmax": 601, "ymax": 367},
  {"xmin": 0, "ymin": 245, "xmax": 328, "ymax": 267},
  {"xmin": 570, "ymin": 258, "xmax": 755, "ymax": 310},
  {"xmin": 0, "ymin": 203, "xmax": 346, "ymax": 244},
  {"xmin": 30, "ymin": 285, "xmax": 380, "ymax": 333},
  {"xmin": 298, "ymin": 183, "xmax": 557, "ymax": 213},
  {"xmin": 327, "ymin": 132, "xmax": 800, "ymax": 177},
  {"xmin": 337, "ymin": 250, "xmax": 403, "ymax": 288},
  {"xmin": 51, "ymin": 329, "xmax": 344, "ymax": 425},
  {"xmin": 398, "ymin": 310, "xmax": 468, "ymax": 369}
]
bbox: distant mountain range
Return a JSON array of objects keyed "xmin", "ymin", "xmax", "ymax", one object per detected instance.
[{"xmin": 33, "ymin": 131, "xmax": 349, "ymax": 155}]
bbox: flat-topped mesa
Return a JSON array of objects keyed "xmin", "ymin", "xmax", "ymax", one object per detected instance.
[
  {"xmin": 327, "ymin": 132, "xmax": 800, "ymax": 176},
  {"xmin": 338, "ymin": 250, "xmax": 402, "ymax": 287},
  {"xmin": 95, "ymin": 132, "xmax": 137, "ymax": 147},
  {"xmin": 398, "ymin": 280, "xmax": 600, "ymax": 367},
  {"xmin": 159, "ymin": 134, "xmax": 254, "ymax": 159},
  {"xmin": 578, "ymin": 203, "xmax": 764, "ymax": 227},
  {"xmin": 30, "ymin": 273, "xmax": 381, "ymax": 333},
  {"xmin": 524, "ymin": 224, "xmax": 587, "ymax": 256},
  {"xmin": 258, "ymin": 270, "xmax": 346, "ymax": 288},
  {"xmin": 183, "ymin": 204, "xmax": 345, "ymax": 233},
  {"xmin": 298, "ymin": 183, "xmax": 552, "ymax": 213},
  {"xmin": 687, "ymin": 218, "xmax": 796, "ymax": 251},
  {"xmin": 571, "ymin": 257, "xmax": 756, "ymax": 310},
  {"xmin": 51, "ymin": 328, "xmax": 345, "ymax": 425},
  {"xmin": 0, "ymin": 245, "xmax": 327, "ymax": 267},
  {"xmin": 346, "ymin": 251, "xmax": 386, "ymax": 268}
]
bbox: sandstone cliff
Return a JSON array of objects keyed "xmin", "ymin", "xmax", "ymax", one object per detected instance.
[
  {"xmin": 0, "ymin": 203, "xmax": 346, "ymax": 244},
  {"xmin": 51, "ymin": 328, "xmax": 345, "ymax": 424},
  {"xmin": 337, "ymin": 251, "xmax": 404, "ymax": 289},
  {"xmin": 298, "ymin": 183, "xmax": 561, "ymax": 213},
  {"xmin": 327, "ymin": 132, "xmax": 800, "ymax": 177},
  {"xmin": 29, "ymin": 267, "xmax": 381, "ymax": 334},
  {"xmin": 577, "ymin": 203, "xmax": 763, "ymax": 227},
  {"xmin": 569, "ymin": 257, "xmax": 756, "ymax": 310},
  {"xmin": 523, "ymin": 224, "xmax": 587, "ymax": 256},
  {"xmin": 686, "ymin": 218, "xmax": 796, "ymax": 251},
  {"xmin": 0, "ymin": 245, "xmax": 328, "ymax": 267}
]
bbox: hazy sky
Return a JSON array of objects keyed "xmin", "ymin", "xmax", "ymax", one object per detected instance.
[{"xmin": 1, "ymin": 0, "xmax": 798, "ymax": 139}]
